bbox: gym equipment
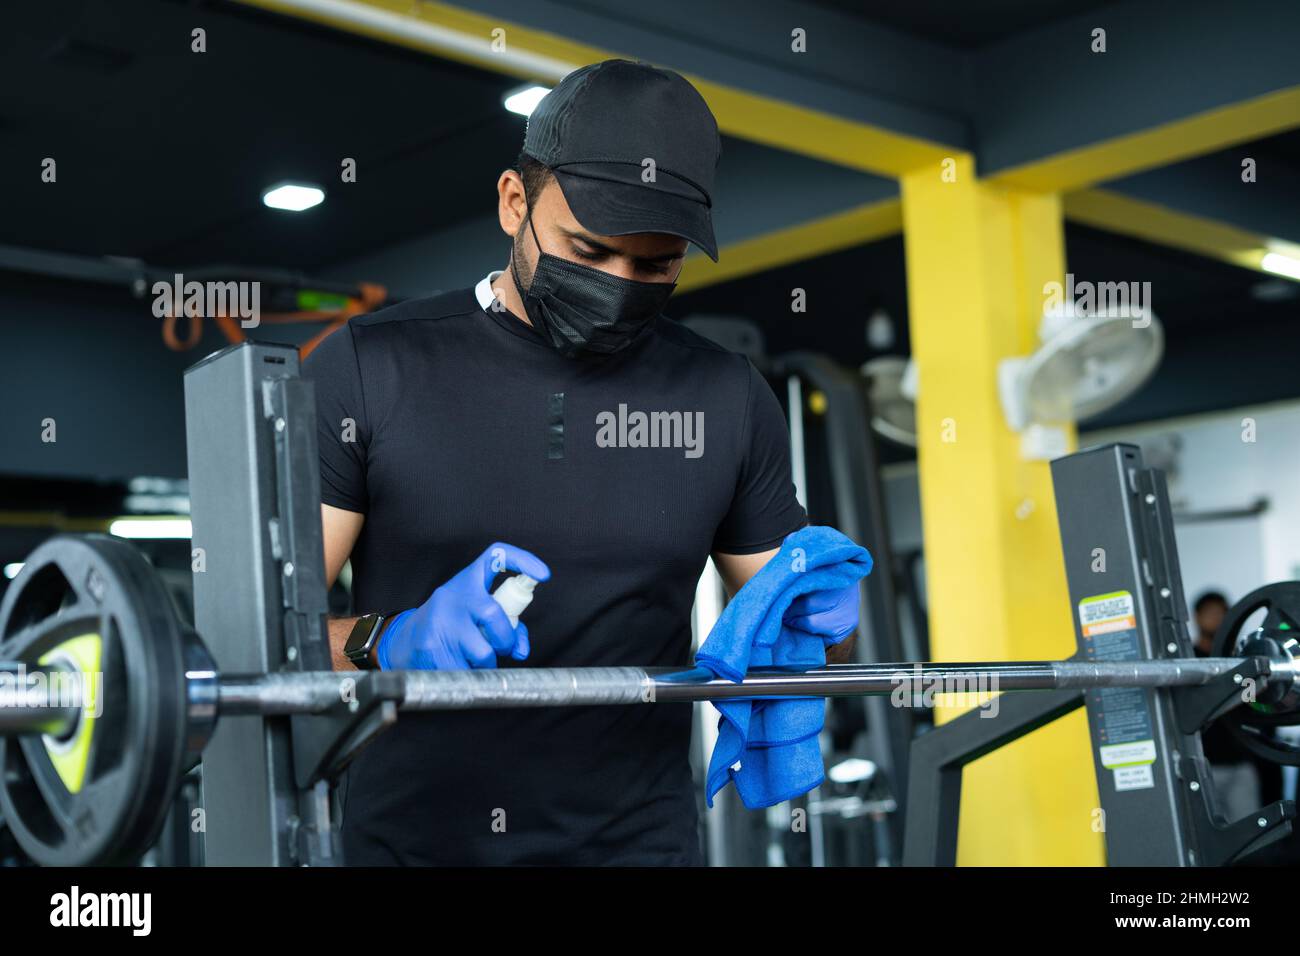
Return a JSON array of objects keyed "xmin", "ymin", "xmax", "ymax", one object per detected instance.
[
  {"xmin": 0, "ymin": 534, "xmax": 214, "ymax": 866},
  {"xmin": 1210, "ymin": 581, "xmax": 1300, "ymax": 765},
  {"xmin": 775, "ymin": 350, "xmax": 911, "ymax": 865},
  {"xmin": 0, "ymin": 533, "xmax": 1290, "ymax": 866},
  {"xmin": 908, "ymin": 443, "xmax": 1296, "ymax": 866},
  {"xmin": 1, "ymin": 343, "xmax": 1293, "ymax": 867}
]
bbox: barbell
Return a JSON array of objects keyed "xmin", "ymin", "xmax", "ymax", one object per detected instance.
[{"xmin": 1, "ymin": 534, "xmax": 1298, "ymax": 866}]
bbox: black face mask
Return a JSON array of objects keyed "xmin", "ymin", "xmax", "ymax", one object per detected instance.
[{"xmin": 510, "ymin": 207, "xmax": 677, "ymax": 358}]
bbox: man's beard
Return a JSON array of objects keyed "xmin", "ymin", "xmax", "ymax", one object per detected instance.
[{"xmin": 511, "ymin": 213, "xmax": 536, "ymax": 291}]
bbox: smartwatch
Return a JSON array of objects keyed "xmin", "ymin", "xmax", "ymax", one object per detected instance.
[{"xmin": 344, "ymin": 613, "xmax": 389, "ymax": 670}]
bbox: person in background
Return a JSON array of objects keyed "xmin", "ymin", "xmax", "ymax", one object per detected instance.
[{"xmin": 1192, "ymin": 591, "xmax": 1228, "ymax": 656}]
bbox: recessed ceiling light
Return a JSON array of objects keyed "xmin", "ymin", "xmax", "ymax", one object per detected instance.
[
  {"xmin": 262, "ymin": 182, "xmax": 325, "ymax": 212},
  {"xmin": 503, "ymin": 85, "xmax": 550, "ymax": 117}
]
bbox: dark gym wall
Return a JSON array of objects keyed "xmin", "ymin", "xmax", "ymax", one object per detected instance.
[{"xmin": 0, "ymin": 273, "xmax": 293, "ymax": 480}]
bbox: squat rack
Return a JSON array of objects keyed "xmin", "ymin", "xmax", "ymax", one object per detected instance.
[{"xmin": 171, "ymin": 342, "xmax": 1295, "ymax": 866}]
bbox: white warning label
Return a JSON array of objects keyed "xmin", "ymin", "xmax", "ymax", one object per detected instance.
[
  {"xmin": 1079, "ymin": 591, "xmax": 1137, "ymax": 637},
  {"xmin": 1100, "ymin": 739, "xmax": 1157, "ymax": 793},
  {"xmin": 1113, "ymin": 765, "xmax": 1155, "ymax": 792},
  {"xmin": 1099, "ymin": 739, "xmax": 1157, "ymax": 768}
]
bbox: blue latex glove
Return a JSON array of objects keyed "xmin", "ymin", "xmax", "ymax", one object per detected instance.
[
  {"xmin": 782, "ymin": 582, "xmax": 860, "ymax": 645},
  {"xmin": 377, "ymin": 542, "xmax": 550, "ymax": 671}
]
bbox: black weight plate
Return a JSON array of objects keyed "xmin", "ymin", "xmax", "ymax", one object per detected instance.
[
  {"xmin": 0, "ymin": 535, "xmax": 188, "ymax": 865},
  {"xmin": 1209, "ymin": 581, "xmax": 1300, "ymax": 764},
  {"xmin": 1211, "ymin": 581, "xmax": 1300, "ymax": 726},
  {"xmin": 1212, "ymin": 581, "xmax": 1300, "ymax": 660}
]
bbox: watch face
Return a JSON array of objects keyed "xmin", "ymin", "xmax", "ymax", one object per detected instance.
[{"xmin": 346, "ymin": 615, "xmax": 380, "ymax": 658}]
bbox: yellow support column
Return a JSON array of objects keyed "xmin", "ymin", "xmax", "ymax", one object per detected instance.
[{"xmin": 900, "ymin": 155, "xmax": 1104, "ymax": 866}]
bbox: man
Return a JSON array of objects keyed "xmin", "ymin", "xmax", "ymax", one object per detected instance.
[
  {"xmin": 304, "ymin": 59, "xmax": 859, "ymax": 865},
  {"xmin": 1191, "ymin": 591, "xmax": 1238, "ymax": 768},
  {"xmin": 1192, "ymin": 590, "xmax": 1228, "ymax": 656}
]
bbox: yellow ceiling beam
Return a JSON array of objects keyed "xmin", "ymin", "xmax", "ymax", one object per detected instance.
[
  {"xmin": 1064, "ymin": 188, "xmax": 1299, "ymax": 279},
  {"xmin": 676, "ymin": 198, "xmax": 901, "ymax": 292},
  {"xmin": 238, "ymin": 0, "xmax": 601, "ymax": 83},
  {"xmin": 682, "ymin": 188, "xmax": 1300, "ymax": 291},
  {"xmin": 991, "ymin": 85, "xmax": 1300, "ymax": 193},
  {"xmin": 690, "ymin": 86, "xmax": 951, "ymax": 178},
  {"xmin": 236, "ymin": 0, "xmax": 953, "ymax": 178}
]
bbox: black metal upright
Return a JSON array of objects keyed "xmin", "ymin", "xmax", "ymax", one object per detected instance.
[
  {"xmin": 1052, "ymin": 443, "xmax": 1291, "ymax": 865},
  {"xmin": 184, "ymin": 342, "xmax": 344, "ymax": 865},
  {"xmin": 774, "ymin": 352, "xmax": 912, "ymax": 855},
  {"xmin": 903, "ymin": 442, "xmax": 1293, "ymax": 865}
]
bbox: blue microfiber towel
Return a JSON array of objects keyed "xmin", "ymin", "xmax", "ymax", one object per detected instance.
[{"xmin": 696, "ymin": 526, "xmax": 873, "ymax": 809}]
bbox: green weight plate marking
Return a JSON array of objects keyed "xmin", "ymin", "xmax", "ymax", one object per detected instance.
[{"xmin": 38, "ymin": 633, "xmax": 101, "ymax": 793}]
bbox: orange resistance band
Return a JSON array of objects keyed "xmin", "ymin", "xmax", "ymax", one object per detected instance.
[{"xmin": 162, "ymin": 282, "xmax": 388, "ymax": 361}]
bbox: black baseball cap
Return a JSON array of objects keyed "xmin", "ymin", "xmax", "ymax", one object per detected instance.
[{"xmin": 521, "ymin": 59, "xmax": 721, "ymax": 262}]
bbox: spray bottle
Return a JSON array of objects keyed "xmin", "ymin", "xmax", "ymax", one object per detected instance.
[{"xmin": 488, "ymin": 573, "xmax": 539, "ymax": 665}]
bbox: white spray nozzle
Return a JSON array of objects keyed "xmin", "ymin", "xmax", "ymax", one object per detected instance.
[{"xmin": 492, "ymin": 573, "xmax": 539, "ymax": 627}]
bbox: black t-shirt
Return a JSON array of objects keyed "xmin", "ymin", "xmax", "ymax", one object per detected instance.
[{"xmin": 302, "ymin": 281, "xmax": 805, "ymax": 865}]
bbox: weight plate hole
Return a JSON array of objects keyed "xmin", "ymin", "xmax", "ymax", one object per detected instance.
[{"xmin": 3, "ymin": 564, "xmax": 75, "ymax": 641}]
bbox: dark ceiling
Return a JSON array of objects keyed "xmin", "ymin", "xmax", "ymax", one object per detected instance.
[
  {"xmin": 1, "ymin": 0, "xmax": 1296, "ymax": 446},
  {"xmin": 1253, "ymin": 128, "xmax": 1300, "ymax": 166},
  {"xmin": 0, "ymin": 0, "xmax": 528, "ymax": 271},
  {"xmin": 808, "ymin": 0, "xmax": 1120, "ymax": 49}
]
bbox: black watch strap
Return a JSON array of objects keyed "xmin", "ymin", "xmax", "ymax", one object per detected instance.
[{"xmin": 344, "ymin": 613, "xmax": 387, "ymax": 670}]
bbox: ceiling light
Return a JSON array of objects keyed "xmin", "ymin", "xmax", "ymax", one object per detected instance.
[
  {"xmin": 3, "ymin": 563, "xmax": 23, "ymax": 580},
  {"xmin": 503, "ymin": 85, "xmax": 550, "ymax": 117},
  {"xmin": 1261, "ymin": 251, "xmax": 1300, "ymax": 281},
  {"xmin": 262, "ymin": 182, "xmax": 325, "ymax": 212},
  {"xmin": 109, "ymin": 518, "xmax": 192, "ymax": 539}
]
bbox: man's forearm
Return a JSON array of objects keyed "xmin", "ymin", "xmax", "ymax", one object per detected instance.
[
  {"xmin": 330, "ymin": 613, "xmax": 395, "ymax": 671},
  {"xmin": 328, "ymin": 617, "xmax": 359, "ymax": 670}
]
